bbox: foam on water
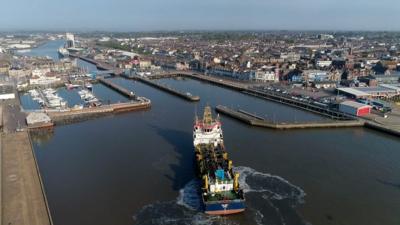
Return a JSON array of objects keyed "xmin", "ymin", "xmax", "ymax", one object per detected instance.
[
  {"xmin": 176, "ymin": 179, "xmax": 202, "ymax": 211},
  {"xmin": 234, "ymin": 166, "xmax": 306, "ymax": 205},
  {"xmin": 133, "ymin": 166, "xmax": 309, "ymax": 225}
]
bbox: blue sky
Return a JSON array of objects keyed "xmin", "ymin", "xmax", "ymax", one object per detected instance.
[{"xmin": 1, "ymin": 0, "xmax": 400, "ymax": 31}]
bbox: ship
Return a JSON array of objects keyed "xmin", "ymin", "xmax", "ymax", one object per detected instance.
[
  {"xmin": 58, "ymin": 47, "xmax": 69, "ymax": 58},
  {"xmin": 193, "ymin": 106, "xmax": 245, "ymax": 215},
  {"xmin": 58, "ymin": 33, "xmax": 81, "ymax": 58}
]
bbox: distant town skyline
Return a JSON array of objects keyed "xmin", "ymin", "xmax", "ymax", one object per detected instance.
[{"xmin": 2, "ymin": 0, "xmax": 400, "ymax": 31}]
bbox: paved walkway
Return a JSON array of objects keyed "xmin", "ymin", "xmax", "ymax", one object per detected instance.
[
  {"xmin": 363, "ymin": 105, "xmax": 400, "ymax": 133},
  {"xmin": 1, "ymin": 130, "xmax": 52, "ymax": 225}
]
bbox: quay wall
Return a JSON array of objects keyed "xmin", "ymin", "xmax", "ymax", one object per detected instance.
[
  {"xmin": 156, "ymin": 71, "xmax": 352, "ymax": 120},
  {"xmin": 215, "ymin": 105, "xmax": 364, "ymax": 129},
  {"xmin": 48, "ymin": 101, "xmax": 151, "ymax": 125},
  {"xmin": 97, "ymin": 77, "xmax": 135, "ymax": 99},
  {"xmin": 364, "ymin": 121, "xmax": 400, "ymax": 137},
  {"xmin": 1, "ymin": 131, "xmax": 53, "ymax": 225},
  {"xmin": 133, "ymin": 76, "xmax": 200, "ymax": 102}
]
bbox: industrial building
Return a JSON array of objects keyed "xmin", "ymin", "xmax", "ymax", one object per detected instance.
[
  {"xmin": 339, "ymin": 101, "xmax": 372, "ymax": 116},
  {"xmin": 337, "ymin": 84, "xmax": 400, "ymax": 98}
]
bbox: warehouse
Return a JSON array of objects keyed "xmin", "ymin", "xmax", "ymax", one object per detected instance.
[
  {"xmin": 336, "ymin": 87, "xmax": 370, "ymax": 98},
  {"xmin": 339, "ymin": 101, "xmax": 372, "ymax": 117},
  {"xmin": 337, "ymin": 85, "xmax": 400, "ymax": 98}
]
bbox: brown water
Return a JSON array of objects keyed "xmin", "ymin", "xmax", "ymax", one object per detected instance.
[{"xmin": 27, "ymin": 41, "xmax": 400, "ymax": 225}]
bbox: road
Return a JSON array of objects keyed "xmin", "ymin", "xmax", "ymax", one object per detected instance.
[
  {"xmin": 1, "ymin": 97, "xmax": 52, "ymax": 225},
  {"xmin": 2, "ymin": 97, "xmax": 27, "ymax": 133}
]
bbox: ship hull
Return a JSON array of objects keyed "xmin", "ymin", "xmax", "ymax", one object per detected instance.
[
  {"xmin": 204, "ymin": 200, "xmax": 245, "ymax": 215},
  {"xmin": 58, "ymin": 51, "xmax": 68, "ymax": 58}
]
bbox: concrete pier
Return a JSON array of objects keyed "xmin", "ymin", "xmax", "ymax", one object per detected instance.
[
  {"xmin": 69, "ymin": 54, "xmax": 123, "ymax": 75},
  {"xmin": 364, "ymin": 121, "xmax": 400, "ymax": 137},
  {"xmin": 48, "ymin": 100, "xmax": 151, "ymax": 125},
  {"xmin": 97, "ymin": 77, "xmax": 136, "ymax": 99},
  {"xmin": 1, "ymin": 131, "xmax": 52, "ymax": 225},
  {"xmin": 133, "ymin": 76, "xmax": 200, "ymax": 102},
  {"xmin": 125, "ymin": 71, "xmax": 246, "ymax": 91},
  {"xmin": 215, "ymin": 105, "xmax": 364, "ymax": 129}
]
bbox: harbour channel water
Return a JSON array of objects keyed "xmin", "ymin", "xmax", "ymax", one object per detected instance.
[{"xmin": 23, "ymin": 40, "xmax": 400, "ymax": 225}]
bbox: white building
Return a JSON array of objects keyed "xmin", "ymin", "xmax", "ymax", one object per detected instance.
[
  {"xmin": 65, "ymin": 33, "xmax": 75, "ymax": 48},
  {"xmin": 316, "ymin": 60, "xmax": 332, "ymax": 68},
  {"xmin": 281, "ymin": 52, "xmax": 301, "ymax": 62},
  {"xmin": 318, "ymin": 34, "xmax": 334, "ymax": 40},
  {"xmin": 29, "ymin": 70, "xmax": 61, "ymax": 85},
  {"xmin": 7, "ymin": 44, "xmax": 31, "ymax": 49},
  {"xmin": 213, "ymin": 58, "xmax": 221, "ymax": 64},
  {"xmin": 118, "ymin": 50, "xmax": 140, "ymax": 58},
  {"xmin": 99, "ymin": 37, "xmax": 111, "ymax": 42},
  {"xmin": 303, "ymin": 70, "xmax": 329, "ymax": 82},
  {"xmin": 176, "ymin": 62, "xmax": 189, "ymax": 70},
  {"xmin": 139, "ymin": 60, "xmax": 152, "ymax": 69},
  {"xmin": 32, "ymin": 68, "xmax": 51, "ymax": 77},
  {"xmin": 254, "ymin": 70, "xmax": 279, "ymax": 82}
]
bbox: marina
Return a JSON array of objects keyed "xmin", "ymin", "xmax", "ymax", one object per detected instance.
[
  {"xmin": 0, "ymin": 0, "xmax": 399, "ymax": 222},
  {"xmin": 27, "ymin": 88, "xmax": 67, "ymax": 109},
  {"xmin": 32, "ymin": 73, "xmax": 400, "ymax": 225},
  {"xmin": 8, "ymin": 40, "xmax": 400, "ymax": 225}
]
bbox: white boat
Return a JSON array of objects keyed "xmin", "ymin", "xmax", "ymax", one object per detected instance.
[
  {"xmin": 28, "ymin": 89, "xmax": 39, "ymax": 97},
  {"xmin": 84, "ymin": 83, "xmax": 93, "ymax": 90},
  {"xmin": 72, "ymin": 104, "xmax": 84, "ymax": 110},
  {"xmin": 85, "ymin": 97, "xmax": 99, "ymax": 103},
  {"xmin": 78, "ymin": 89, "xmax": 90, "ymax": 99},
  {"xmin": 43, "ymin": 88, "xmax": 56, "ymax": 95},
  {"xmin": 58, "ymin": 47, "xmax": 69, "ymax": 57},
  {"xmin": 65, "ymin": 83, "xmax": 81, "ymax": 89}
]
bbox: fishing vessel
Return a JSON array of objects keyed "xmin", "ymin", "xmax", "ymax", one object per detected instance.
[{"xmin": 193, "ymin": 106, "xmax": 245, "ymax": 215}]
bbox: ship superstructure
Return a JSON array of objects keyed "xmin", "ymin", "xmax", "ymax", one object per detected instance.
[
  {"xmin": 58, "ymin": 33, "xmax": 82, "ymax": 58},
  {"xmin": 193, "ymin": 106, "xmax": 245, "ymax": 215}
]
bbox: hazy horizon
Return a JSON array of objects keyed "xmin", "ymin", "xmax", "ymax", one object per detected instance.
[{"xmin": 2, "ymin": 0, "xmax": 400, "ymax": 31}]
